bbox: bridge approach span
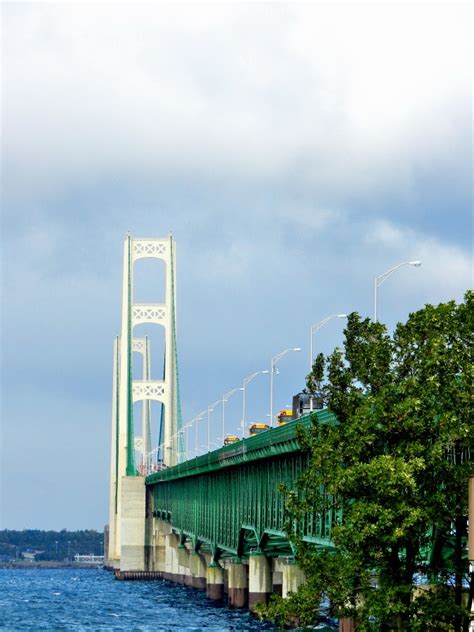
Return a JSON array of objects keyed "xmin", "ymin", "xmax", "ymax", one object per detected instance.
[{"xmin": 146, "ymin": 409, "xmax": 338, "ymax": 561}]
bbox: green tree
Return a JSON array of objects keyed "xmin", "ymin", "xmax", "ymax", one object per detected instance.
[
  {"xmin": 0, "ymin": 529, "xmax": 104, "ymax": 560},
  {"xmin": 259, "ymin": 292, "xmax": 473, "ymax": 631}
]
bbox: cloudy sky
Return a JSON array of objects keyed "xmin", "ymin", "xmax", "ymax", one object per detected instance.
[{"xmin": 1, "ymin": 2, "xmax": 472, "ymax": 530}]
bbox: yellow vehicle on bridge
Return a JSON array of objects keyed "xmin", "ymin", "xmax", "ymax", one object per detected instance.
[
  {"xmin": 248, "ymin": 423, "xmax": 270, "ymax": 436},
  {"xmin": 277, "ymin": 409, "xmax": 293, "ymax": 426},
  {"xmin": 223, "ymin": 435, "xmax": 240, "ymax": 446}
]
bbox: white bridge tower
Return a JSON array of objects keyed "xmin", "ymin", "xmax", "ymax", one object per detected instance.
[{"xmin": 107, "ymin": 235, "xmax": 179, "ymax": 565}]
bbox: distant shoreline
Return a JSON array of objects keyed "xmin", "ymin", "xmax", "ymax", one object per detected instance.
[{"xmin": 0, "ymin": 560, "xmax": 103, "ymax": 570}]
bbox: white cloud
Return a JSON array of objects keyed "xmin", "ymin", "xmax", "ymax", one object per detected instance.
[
  {"xmin": 3, "ymin": 3, "xmax": 471, "ymax": 203},
  {"xmin": 365, "ymin": 219, "xmax": 473, "ymax": 298},
  {"xmin": 1, "ymin": 2, "xmax": 471, "ymax": 529},
  {"xmin": 365, "ymin": 219, "xmax": 407, "ymax": 247}
]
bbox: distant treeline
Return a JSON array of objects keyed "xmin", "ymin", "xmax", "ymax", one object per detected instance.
[{"xmin": 0, "ymin": 529, "xmax": 104, "ymax": 561}]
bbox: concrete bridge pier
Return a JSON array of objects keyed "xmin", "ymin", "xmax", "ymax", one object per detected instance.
[
  {"xmin": 149, "ymin": 518, "xmax": 171, "ymax": 572},
  {"xmin": 206, "ymin": 562, "xmax": 224, "ymax": 601},
  {"xmin": 272, "ymin": 558, "xmax": 284, "ymax": 597},
  {"xmin": 189, "ymin": 552, "xmax": 207, "ymax": 590},
  {"xmin": 248, "ymin": 551, "xmax": 271, "ymax": 612},
  {"xmin": 228, "ymin": 559, "xmax": 248, "ymax": 608},
  {"xmin": 177, "ymin": 544, "xmax": 192, "ymax": 586},
  {"xmin": 164, "ymin": 532, "xmax": 181, "ymax": 582},
  {"xmin": 282, "ymin": 560, "xmax": 306, "ymax": 598},
  {"xmin": 120, "ymin": 477, "xmax": 146, "ymax": 572},
  {"xmin": 150, "ymin": 520, "xmax": 167, "ymax": 572}
]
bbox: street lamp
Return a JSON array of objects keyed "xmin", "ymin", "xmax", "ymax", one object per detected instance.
[
  {"xmin": 221, "ymin": 388, "xmax": 244, "ymax": 443},
  {"xmin": 184, "ymin": 423, "xmax": 191, "ymax": 461},
  {"xmin": 310, "ymin": 314, "xmax": 347, "ymax": 370},
  {"xmin": 175, "ymin": 428, "xmax": 186, "ymax": 463},
  {"xmin": 270, "ymin": 348, "xmax": 301, "ymax": 427},
  {"xmin": 241, "ymin": 370, "xmax": 269, "ymax": 438},
  {"xmin": 193, "ymin": 411, "xmax": 206, "ymax": 456},
  {"xmin": 309, "ymin": 314, "xmax": 347, "ymax": 411},
  {"xmin": 207, "ymin": 401, "xmax": 221, "ymax": 452},
  {"xmin": 374, "ymin": 260, "xmax": 421, "ymax": 322}
]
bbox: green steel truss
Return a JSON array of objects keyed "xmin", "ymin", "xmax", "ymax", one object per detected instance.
[{"xmin": 146, "ymin": 410, "xmax": 339, "ymax": 560}]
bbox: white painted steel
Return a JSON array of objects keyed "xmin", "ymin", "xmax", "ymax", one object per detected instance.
[
  {"xmin": 269, "ymin": 348, "xmax": 301, "ymax": 428},
  {"xmin": 309, "ymin": 315, "xmax": 347, "ymax": 411},
  {"xmin": 374, "ymin": 260, "xmax": 421, "ymax": 322},
  {"xmin": 241, "ymin": 370, "xmax": 269, "ymax": 438},
  {"xmin": 221, "ymin": 387, "xmax": 243, "ymax": 443},
  {"xmin": 108, "ymin": 235, "xmax": 178, "ymax": 565}
]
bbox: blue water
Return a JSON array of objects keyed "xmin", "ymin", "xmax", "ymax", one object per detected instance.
[{"xmin": 0, "ymin": 568, "xmax": 275, "ymax": 631}]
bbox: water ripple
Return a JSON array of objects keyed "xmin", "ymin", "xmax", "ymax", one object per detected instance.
[{"xmin": 0, "ymin": 568, "xmax": 275, "ymax": 631}]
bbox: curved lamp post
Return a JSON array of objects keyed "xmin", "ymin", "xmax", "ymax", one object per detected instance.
[
  {"xmin": 310, "ymin": 314, "xmax": 347, "ymax": 370},
  {"xmin": 207, "ymin": 401, "xmax": 221, "ymax": 452},
  {"xmin": 374, "ymin": 260, "xmax": 421, "ymax": 322},
  {"xmin": 309, "ymin": 314, "xmax": 347, "ymax": 411},
  {"xmin": 221, "ymin": 387, "xmax": 244, "ymax": 442},
  {"xmin": 270, "ymin": 348, "xmax": 301, "ymax": 427},
  {"xmin": 193, "ymin": 411, "xmax": 206, "ymax": 457},
  {"xmin": 241, "ymin": 370, "xmax": 269, "ymax": 438}
]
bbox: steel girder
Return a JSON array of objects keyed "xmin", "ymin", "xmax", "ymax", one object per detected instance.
[{"xmin": 147, "ymin": 411, "xmax": 338, "ymax": 559}]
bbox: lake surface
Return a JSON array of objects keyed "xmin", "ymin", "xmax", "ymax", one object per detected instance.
[
  {"xmin": 0, "ymin": 567, "xmax": 266, "ymax": 630},
  {"xmin": 0, "ymin": 567, "xmax": 272, "ymax": 631},
  {"xmin": 0, "ymin": 567, "xmax": 337, "ymax": 630}
]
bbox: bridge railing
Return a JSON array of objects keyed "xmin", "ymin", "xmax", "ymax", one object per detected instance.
[
  {"xmin": 146, "ymin": 409, "xmax": 339, "ymax": 558},
  {"xmin": 146, "ymin": 408, "xmax": 337, "ymax": 483}
]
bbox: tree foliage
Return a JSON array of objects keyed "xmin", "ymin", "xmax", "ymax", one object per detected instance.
[{"xmin": 260, "ymin": 292, "xmax": 473, "ymax": 631}]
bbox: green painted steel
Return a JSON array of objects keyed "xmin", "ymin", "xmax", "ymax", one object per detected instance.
[
  {"xmin": 126, "ymin": 235, "xmax": 136, "ymax": 476},
  {"xmin": 169, "ymin": 236, "xmax": 184, "ymax": 460},
  {"xmin": 148, "ymin": 408, "xmax": 335, "ymax": 483},
  {"xmin": 147, "ymin": 410, "xmax": 338, "ymax": 559}
]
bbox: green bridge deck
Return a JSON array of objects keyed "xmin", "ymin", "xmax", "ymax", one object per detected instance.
[{"xmin": 146, "ymin": 409, "xmax": 338, "ymax": 560}]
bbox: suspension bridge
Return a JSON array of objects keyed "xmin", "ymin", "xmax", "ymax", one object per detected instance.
[
  {"xmin": 105, "ymin": 234, "xmax": 341, "ymax": 616},
  {"xmin": 105, "ymin": 235, "xmax": 473, "ymax": 631}
]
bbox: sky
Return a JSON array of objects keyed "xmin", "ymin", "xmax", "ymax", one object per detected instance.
[{"xmin": 1, "ymin": 2, "xmax": 472, "ymax": 530}]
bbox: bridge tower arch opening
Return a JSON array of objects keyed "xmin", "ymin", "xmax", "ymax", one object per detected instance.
[
  {"xmin": 132, "ymin": 323, "xmax": 166, "ymax": 471},
  {"xmin": 107, "ymin": 234, "xmax": 181, "ymax": 565}
]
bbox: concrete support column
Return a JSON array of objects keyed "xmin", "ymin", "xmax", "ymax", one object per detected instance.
[
  {"xmin": 152, "ymin": 529, "xmax": 166, "ymax": 572},
  {"xmin": 272, "ymin": 557, "xmax": 286, "ymax": 596},
  {"xmin": 206, "ymin": 562, "xmax": 224, "ymax": 601},
  {"xmin": 164, "ymin": 533, "xmax": 180, "ymax": 582},
  {"xmin": 282, "ymin": 562, "xmax": 305, "ymax": 598},
  {"xmin": 152, "ymin": 519, "xmax": 170, "ymax": 573},
  {"xmin": 272, "ymin": 571, "xmax": 283, "ymax": 596},
  {"xmin": 228, "ymin": 560, "xmax": 248, "ymax": 608},
  {"xmin": 177, "ymin": 545, "xmax": 192, "ymax": 586},
  {"xmin": 189, "ymin": 551, "xmax": 207, "ymax": 590},
  {"xmin": 248, "ymin": 552, "xmax": 271, "ymax": 612},
  {"xmin": 120, "ymin": 476, "xmax": 145, "ymax": 571},
  {"xmin": 177, "ymin": 544, "xmax": 189, "ymax": 568},
  {"xmin": 144, "ymin": 489, "xmax": 154, "ymax": 571}
]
